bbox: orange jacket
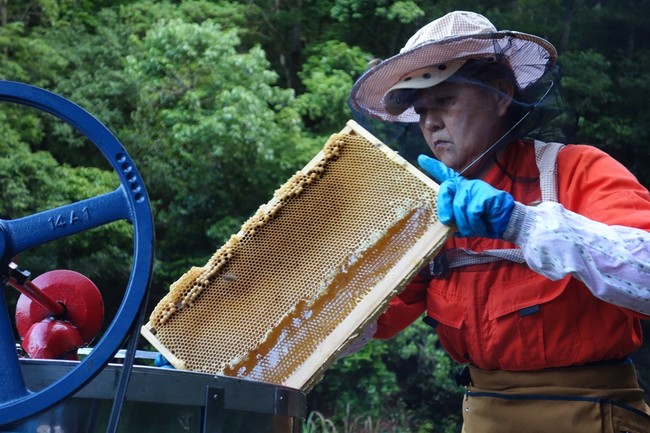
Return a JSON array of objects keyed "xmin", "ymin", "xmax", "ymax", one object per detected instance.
[{"xmin": 376, "ymin": 140, "xmax": 650, "ymax": 370}]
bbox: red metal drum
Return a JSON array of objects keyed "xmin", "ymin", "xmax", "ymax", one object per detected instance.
[{"xmin": 15, "ymin": 270, "xmax": 104, "ymax": 358}]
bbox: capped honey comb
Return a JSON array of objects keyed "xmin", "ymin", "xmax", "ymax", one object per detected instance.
[{"xmin": 141, "ymin": 120, "xmax": 450, "ymax": 391}]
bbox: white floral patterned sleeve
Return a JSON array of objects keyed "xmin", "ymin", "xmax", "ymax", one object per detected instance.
[{"xmin": 503, "ymin": 201, "xmax": 650, "ymax": 316}]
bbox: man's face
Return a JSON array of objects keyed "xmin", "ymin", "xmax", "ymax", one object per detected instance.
[{"xmin": 414, "ymin": 81, "xmax": 508, "ymax": 176}]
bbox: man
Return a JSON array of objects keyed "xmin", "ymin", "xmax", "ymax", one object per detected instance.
[{"xmin": 349, "ymin": 10, "xmax": 650, "ymax": 432}]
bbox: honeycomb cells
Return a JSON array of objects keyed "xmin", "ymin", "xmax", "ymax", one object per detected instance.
[{"xmin": 143, "ymin": 125, "xmax": 445, "ymax": 390}]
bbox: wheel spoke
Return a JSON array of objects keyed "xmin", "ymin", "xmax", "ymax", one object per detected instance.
[{"xmin": 2, "ymin": 187, "xmax": 131, "ymax": 258}]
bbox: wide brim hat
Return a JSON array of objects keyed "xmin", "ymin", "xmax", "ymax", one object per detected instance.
[{"xmin": 349, "ymin": 11, "xmax": 557, "ymax": 123}]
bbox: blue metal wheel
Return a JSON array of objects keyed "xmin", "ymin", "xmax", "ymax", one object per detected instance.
[{"xmin": 0, "ymin": 81, "xmax": 154, "ymax": 425}]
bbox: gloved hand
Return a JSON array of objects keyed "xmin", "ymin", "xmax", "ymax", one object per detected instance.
[
  {"xmin": 154, "ymin": 353, "xmax": 175, "ymax": 369},
  {"xmin": 418, "ymin": 155, "xmax": 515, "ymax": 238}
]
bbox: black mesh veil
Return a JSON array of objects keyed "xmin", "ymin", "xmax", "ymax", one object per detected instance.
[
  {"xmin": 350, "ymin": 108, "xmax": 431, "ymax": 166},
  {"xmin": 508, "ymin": 63, "xmax": 578, "ymax": 144},
  {"xmin": 348, "ymin": 31, "xmax": 578, "ymax": 169}
]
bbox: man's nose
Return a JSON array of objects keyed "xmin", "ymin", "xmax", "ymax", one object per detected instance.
[{"xmin": 422, "ymin": 110, "xmax": 443, "ymax": 132}]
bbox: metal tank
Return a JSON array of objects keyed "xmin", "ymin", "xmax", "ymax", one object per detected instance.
[{"xmin": 2, "ymin": 359, "xmax": 305, "ymax": 433}]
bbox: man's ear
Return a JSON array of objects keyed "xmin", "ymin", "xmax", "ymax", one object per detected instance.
[{"xmin": 494, "ymin": 78, "xmax": 515, "ymax": 117}]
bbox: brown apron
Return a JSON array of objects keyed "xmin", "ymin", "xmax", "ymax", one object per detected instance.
[{"xmin": 461, "ymin": 360, "xmax": 650, "ymax": 433}]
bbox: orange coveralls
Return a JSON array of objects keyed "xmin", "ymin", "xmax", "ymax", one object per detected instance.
[{"xmin": 376, "ymin": 139, "xmax": 650, "ymax": 371}]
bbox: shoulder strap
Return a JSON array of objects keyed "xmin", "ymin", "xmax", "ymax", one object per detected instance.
[{"xmin": 535, "ymin": 140, "xmax": 564, "ymax": 202}]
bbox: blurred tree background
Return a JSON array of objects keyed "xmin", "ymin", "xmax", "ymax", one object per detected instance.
[{"xmin": 1, "ymin": 0, "xmax": 649, "ymax": 431}]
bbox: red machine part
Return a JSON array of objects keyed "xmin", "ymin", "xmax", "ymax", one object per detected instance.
[
  {"xmin": 21, "ymin": 319, "xmax": 85, "ymax": 359},
  {"xmin": 15, "ymin": 270, "xmax": 104, "ymax": 359}
]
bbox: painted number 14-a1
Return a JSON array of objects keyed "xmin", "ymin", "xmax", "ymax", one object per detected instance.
[{"xmin": 48, "ymin": 207, "xmax": 90, "ymax": 230}]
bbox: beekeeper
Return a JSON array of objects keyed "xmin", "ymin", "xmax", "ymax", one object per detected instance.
[{"xmin": 349, "ymin": 10, "xmax": 650, "ymax": 432}]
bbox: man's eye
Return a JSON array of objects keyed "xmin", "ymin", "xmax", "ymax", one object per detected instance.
[
  {"xmin": 434, "ymin": 97, "xmax": 453, "ymax": 107},
  {"xmin": 413, "ymin": 97, "xmax": 454, "ymax": 114}
]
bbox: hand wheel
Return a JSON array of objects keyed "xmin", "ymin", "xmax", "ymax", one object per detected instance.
[{"xmin": 0, "ymin": 81, "xmax": 154, "ymax": 425}]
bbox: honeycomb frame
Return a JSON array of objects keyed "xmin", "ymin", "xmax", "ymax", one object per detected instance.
[{"xmin": 141, "ymin": 120, "xmax": 450, "ymax": 391}]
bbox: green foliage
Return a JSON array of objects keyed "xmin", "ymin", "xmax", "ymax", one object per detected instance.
[
  {"xmin": 309, "ymin": 320, "xmax": 464, "ymax": 432},
  {"xmin": 308, "ymin": 339, "xmax": 406, "ymax": 429},
  {"xmin": 0, "ymin": 116, "xmax": 57, "ymax": 219},
  {"xmin": 486, "ymin": 0, "xmax": 566, "ymax": 41},
  {"xmin": 377, "ymin": 1, "xmax": 425, "ymax": 24},
  {"xmin": 122, "ymin": 16, "xmax": 317, "ymax": 290},
  {"xmin": 0, "ymin": 22, "xmax": 69, "ymax": 87},
  {"xmin": 561, "ymin": 50, "xmax": 615, "ymax": 144},
  {"xmin": 330, "ymin": 0, "xmax": 365, "ymax": 22},
  {"xmin": 297, "ymin": 41, "xmax": 371, "ymax": 134},
  {"xmin": 33, "ymin": 25, "xmax": 135, "ymax": 167},
  {"xmin": 330, "ymin": 0, "xmax": 423, "ymax": 24},
  {"xmin": 302, "ymin": 407, "xmax": 401, "ymax": 433},
  {"xmin": 389, "ymin": 320, "xmax": 464, "ymax": 431},
  {"xmin": 302, "ymin": 411, "xmax": 338, "ymax": 433}
]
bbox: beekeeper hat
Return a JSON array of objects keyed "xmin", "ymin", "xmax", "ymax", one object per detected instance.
[{"xmin": 349, "ymin": 11, "xmax": 557, "ymax": 123}]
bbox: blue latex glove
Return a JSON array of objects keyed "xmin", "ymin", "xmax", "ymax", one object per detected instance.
[
  {"xmin": 418, "ymin": 155, "xmax": 515, "ymax": 238},
  {"xmin": 154, "ymin": 353, "xmax": 175, "ymax": 369}
]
